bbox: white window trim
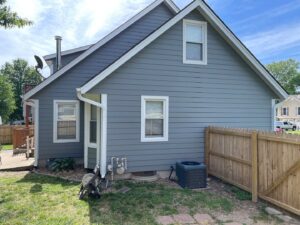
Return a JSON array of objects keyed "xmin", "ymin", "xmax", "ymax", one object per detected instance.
[
  {"xmin": 53, "ymin": 100, "xmax": 80, "ymax": 143},
  {"xmin": 183, "ymin": 19, "xmax": 207, "ymax": 65},
  {"xmin": 141, "ymin": 96, "xmax": 169, "ymax": 142}
]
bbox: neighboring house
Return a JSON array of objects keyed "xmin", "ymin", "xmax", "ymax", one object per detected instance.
[
  {"xmin": 23, "ymin": 0, "xmax": 287, "ymax": 177},
  {"xmin": 276, "ymin": 95, "xmax": 300, "ymax": 124}
]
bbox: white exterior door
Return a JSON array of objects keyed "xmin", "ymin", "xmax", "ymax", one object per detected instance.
[{"xmin": 84, "ymin": 103, "xmax": 100, "ymax": 169}]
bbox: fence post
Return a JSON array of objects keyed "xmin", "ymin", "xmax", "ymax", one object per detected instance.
[
  {"xmin": 251, "ymin": 131, "xmax": 258, "ymax": 202},
  {"xmin": 205, "ymin": 127, "xmax": 210, "ymax": 173}
]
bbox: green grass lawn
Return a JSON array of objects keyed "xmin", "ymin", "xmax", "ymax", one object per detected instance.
[
  {"xmin": 0, "ymin": 172, "xmax": 233, "ymax": 225},
  {"xmin": 287, "ymin": 130, "xmax": 300, "ymax": 135},
  {"xmin": 0, "ymin": 144, "xmax": 13, "ymax": 150}
]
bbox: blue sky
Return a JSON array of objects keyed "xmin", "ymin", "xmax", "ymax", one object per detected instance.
[{"xmin": 1, "ymin": 0, "xmax": 300, "ymax": 76}]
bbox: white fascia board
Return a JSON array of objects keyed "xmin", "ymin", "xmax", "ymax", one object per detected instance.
[
  {"xmin": 196, "ymin": 1, "xmax": 288, "ymax": 99},
  {"xmin": 43, "ymin": 45, "xmax": 92, "ymax": 61},
  {"xmin": 80, "ymin": 1, "xmax": 200, "ymax": 94},
  {"xmin": 24, "ymin": 0, "xmax": 176, "ymax": 100},
  {"xmin": 164, "ymin": 0, "xmax": 180, "ymax": 13}
]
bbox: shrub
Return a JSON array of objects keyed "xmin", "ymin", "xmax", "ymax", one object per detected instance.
[{"xmin": 49, "ymin": 158, "xmax": 75, "ymax": 172}]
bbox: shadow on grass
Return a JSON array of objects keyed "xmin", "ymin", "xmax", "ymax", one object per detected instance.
[
  {"xmin": 15, "ymin": 172, "xmax": 78, "ymax": 198},
  {"xmin": 30, "ymin": 184, "xmax": 43, "ymax": 193},
  {"xmin": 16, "ymin": 172, "xmax": 77, "ymax": 187}
]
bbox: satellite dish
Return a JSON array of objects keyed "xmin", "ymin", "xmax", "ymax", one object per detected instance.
[{"xmin": 34, "ymin": 55, "xmax": 44, "ymax": 71}]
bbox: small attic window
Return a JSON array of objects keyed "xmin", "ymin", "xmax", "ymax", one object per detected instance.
[{"xmin": 183, "ymin": 19, "xmax": 207, "ymax": 65}]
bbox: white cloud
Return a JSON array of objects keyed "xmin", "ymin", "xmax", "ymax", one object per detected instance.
[
  {"xmin": 243, "ymin": 22, "xmax": 300, "ymax": 58},
  {"xmin": 1, "ymin": 0, "xmax": 299, "ymax": 75},
  {"xmin": 233, "ymin": 0, "xmax": 300, "ymax": 27},
  {"xmin": 8, "ymin": 0, "xmax": 44, "ymax": 22},
  {"xmin": 0, "ymin": 0, "xmax": 153, "ymax": 71}
]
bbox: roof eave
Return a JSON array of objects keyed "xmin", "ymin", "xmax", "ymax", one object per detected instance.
[
  {"xmin": 24, "ymin": 0, "xmax": 178, "ymax": 100},
  {"xmin": 43, "ymin": 44, "xmax": 93, "ymax": 61}
]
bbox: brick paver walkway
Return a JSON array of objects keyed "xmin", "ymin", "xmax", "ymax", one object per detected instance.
[{"xmin": 157, "ymin": 213, "xmax": 243, "ymax": 225}]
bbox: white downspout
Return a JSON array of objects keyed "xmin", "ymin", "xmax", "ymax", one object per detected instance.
[
  {"xmin": 76, "ymin": 89, "xmax": 107, "ymax": 178},
  {"xmin": 100, "ymin": 94, "xmax": 107, "ymax": 178}
]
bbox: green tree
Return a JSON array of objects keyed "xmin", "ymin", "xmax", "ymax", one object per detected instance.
[
  {"xmin": 0, "ymin": 75, "xmax": 15, "ymax": 122},
  {"xmin": 0, "ymin": 0, "xmax": 32, "ymax": 28},
  {"xmin": 1, "ymin": 59, "xmax": 43, "ymax": 120},
  {"xmin": 266, "ymin": 59, "xmax": 300, "ymax": 94}
]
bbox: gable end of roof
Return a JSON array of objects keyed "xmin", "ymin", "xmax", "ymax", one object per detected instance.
[{"xmin": 79, "ymin": 0, "xmax": 288, "ymax": 100}]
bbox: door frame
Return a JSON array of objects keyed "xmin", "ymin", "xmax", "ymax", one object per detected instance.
[{"xmin": 84, "ymin": 102, "xmax": 101, "ymax": 168}]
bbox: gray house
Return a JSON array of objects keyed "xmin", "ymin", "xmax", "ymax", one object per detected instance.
[{"xmin": 24, "ymin": 0, "xmax": 287, "ymax": 177}]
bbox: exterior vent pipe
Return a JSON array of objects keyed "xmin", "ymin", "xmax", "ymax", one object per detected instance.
[{"xmin": 55, "ymin": 36, "xmax": 62, "ymax": 71}]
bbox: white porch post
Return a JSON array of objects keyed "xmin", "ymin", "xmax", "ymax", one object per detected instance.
[
  {"xmin": 23, "ymin": 100, "xmax": 39, "ymax": 167},
  {"xmin": 32, "ymin": 100, "xmax": 39, "ymax": 167}
]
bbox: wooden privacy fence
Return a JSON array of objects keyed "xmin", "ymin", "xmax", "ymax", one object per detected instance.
[
  {"xmin": 12, "ymin": 127, "xmax": 34, "ymax": 149},
  {"xmin": 0, "ymin": 125, "xmax": 34, "ymax": 145},
  {"xmin": 205, "ymin": 126, "xmax": 300, "ymax": 216}
]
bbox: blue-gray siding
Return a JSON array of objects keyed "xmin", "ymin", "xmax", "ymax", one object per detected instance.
[
  {"xmin": 32, "ymin": 3, "xmax": 174, "ymax": 160},
  {"xmin": 89, "ymin": 10, "xmax": 278, "ymax": 172},
  {"xmin": 50, "ymin": 51, "xmax": 85, "ymax": 73}
]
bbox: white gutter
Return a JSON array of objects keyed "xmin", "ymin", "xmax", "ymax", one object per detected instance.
[
  {"xmin": 76, "ymin": 89, "xmax": 107, "ymax": 178},
  {"xmin": 76, "ymin": 89, "xmax": 103, "ymax": 108}
]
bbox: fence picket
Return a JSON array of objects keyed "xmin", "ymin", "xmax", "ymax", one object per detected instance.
[{"xmin": 207, "ymin": 126, "xmax": 300, "ymax": 216}]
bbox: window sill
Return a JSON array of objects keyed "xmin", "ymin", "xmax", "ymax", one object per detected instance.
[
  {"xmin": 53, "ymin": 139, "xmax": 79, "ymax": 143},
  {"xmin": 141, "ymin": 137, "xmax": 168, "ymax": 142},
  {"xmin": 183, "ymin": 59, "xmax": 207, "ymax": 65}
]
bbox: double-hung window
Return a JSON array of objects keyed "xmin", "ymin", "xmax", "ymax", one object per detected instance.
[
  {"xmin": 141, "ymin": 96, "xmax": 169, "ymax": 142},
  {"xmin": 183, "ymin": 19, "xmax": 207, "ymax": 65},
  {"xmin": 53, "ymin": 100, "xmax": 79, "ymax": 143},
  {"xmin": 282, "ymin": 107, "xmax": 288, "ymax": 116}
]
